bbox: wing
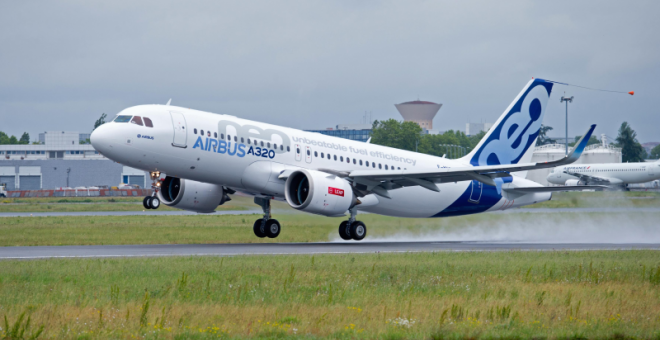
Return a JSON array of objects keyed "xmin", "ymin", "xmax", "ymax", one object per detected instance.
[
  {"xmin": 563, "ymin": 171, "xmax": 612, "ymax": 185},
  {"xmin": 335, "ymin": 125, "xmax": 596, "ymax": 198},
  {"xmin": 503, "ymin": 185, "xmax": 608, "ymax": 194}
]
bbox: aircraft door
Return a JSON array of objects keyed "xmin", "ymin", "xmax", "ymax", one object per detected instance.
[
  {"xmin": 295, "ymin": 144, "xmax": 302, "ymax": 162},
  {"xmin": 468, "ymin": 180, "xmax": 482, "ymax": 204},
  {"xmin": 170, "ymin": 112, "xmax": 187, "ymax": 148},
  {"xmin": 305, "ymin": 146, "xmax": 312, "ymax": 163}
]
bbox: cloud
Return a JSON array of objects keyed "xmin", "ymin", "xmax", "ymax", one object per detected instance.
[{"xmin": 0, "ymin": 0, "xmax": 658, "ymax": 141}]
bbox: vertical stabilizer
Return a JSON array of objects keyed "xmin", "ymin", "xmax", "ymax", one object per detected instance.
[{"xmin": 460, "ymin": 78, "xmax": 553, "ymax": 178}]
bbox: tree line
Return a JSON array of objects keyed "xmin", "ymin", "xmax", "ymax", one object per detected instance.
[
  {"xmin": 370, "ymin": 119, "xmax": 657, "ymax": 162},
  {"xmin": 0, "ymin": 131, "xmax": 30, "ymax": 145}
]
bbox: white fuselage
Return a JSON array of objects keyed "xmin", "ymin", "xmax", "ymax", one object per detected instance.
[
  {"xmin": 91, "ymin": 105, "xmax": 550, "ymax": 218},
  {"xmin": 547, "ymin": 162, "xmax": 660, "ymax": 186}
]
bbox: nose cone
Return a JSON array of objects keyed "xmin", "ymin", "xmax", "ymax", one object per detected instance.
[{"xmin": 91, "ymin": 123, "xmax": 113, "ymax": 154}]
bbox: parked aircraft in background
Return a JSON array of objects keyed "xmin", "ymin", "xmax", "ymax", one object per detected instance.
[
  {"xmin": 91, "ymin": 78, "xmax": 601, "ymax": 241},
  {"xmin": 547, "ymin": 160, "xmax": 660, "ymax": 189}
]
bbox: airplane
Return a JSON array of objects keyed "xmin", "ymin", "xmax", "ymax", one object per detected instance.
[
  {"xmin": 547, "ymin": 160, "xmax": 660, "ymax": 189},
  {"xmin": 91, "ymin": 78, "xmax": 602, "ymax": 241}
]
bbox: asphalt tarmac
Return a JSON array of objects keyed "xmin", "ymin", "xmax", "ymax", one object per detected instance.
[{"xmin": 1, "ymin": 242, "xmax": 658, "ymax": 259}]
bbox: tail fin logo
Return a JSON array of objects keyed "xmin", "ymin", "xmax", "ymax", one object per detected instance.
[{"xmin": 472, "ymin": 81, "xmax": 552, "ymax": 166}]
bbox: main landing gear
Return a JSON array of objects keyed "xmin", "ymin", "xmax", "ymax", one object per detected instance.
[
  {"xmin": 253, "ymin": 197, "xmax": 280, "ymax": 238},
  {"xmin": 143, "ymin": 171, "xmax": 162, "ymax": 210},
  {"xmin": 338, "ymin": 207, "xmax": 366, "ymax": 241}
]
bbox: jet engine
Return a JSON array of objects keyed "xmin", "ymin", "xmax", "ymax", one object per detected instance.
[
  {"xmin": 157, "ymin": 176, "xmax": 231, "ymax": 213},
  {"xmin": 564, "ymin": 179, "xmax": 586, "ymax": 186},
  {"xmin": 284, "ymin": 169, "xmax": 357, "ymax": 217}
]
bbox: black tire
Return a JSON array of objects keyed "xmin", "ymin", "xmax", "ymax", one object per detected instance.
[
  {"xmin": 143, "ymin": 196, "xmax": 152, "ymax": 209},
  {"xmin": 265, "ymin": 219, "xmax": 281, "ymax": 238},
  {"xmin": 253, "ymin": 219, "xmax": 266, "ymax": 238},
  {"xmin": 150, "ymin": 196, "xmax": 160, "ymax": 209},
  {"xmin": 338, "ymin": 221, "xmax": 351, "ymax": 240},
  {"xmin": 350, "ymin": 221, "xmax": 367, "ymax": 241}
]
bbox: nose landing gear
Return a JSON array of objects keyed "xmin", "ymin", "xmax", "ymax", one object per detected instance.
[
  {"xmin": 338, "ymin": 207, "xmax": 366, "ymax": 241},
  {"xmin": 143, "ymin": 171, "xmax": 162, "ymax": 210},
  {"xmin": 253, "ymin": 197, "xmax": 280, "ymax": 238}
]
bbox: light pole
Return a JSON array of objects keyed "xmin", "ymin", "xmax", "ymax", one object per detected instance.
[{"xmin": 560, "ymin": 95, "xmax": 574, "ymax": 156}]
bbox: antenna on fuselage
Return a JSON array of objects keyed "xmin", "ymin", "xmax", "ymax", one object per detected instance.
[{"xmin": 166, "ymin": 99, "xmax": 172, "ymax": 106}]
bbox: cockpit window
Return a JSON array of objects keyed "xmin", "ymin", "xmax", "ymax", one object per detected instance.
[
  {"xmin": 144, "ymin": 117, "xmax": 153, "ymax": 127},
  {"xmin": 114, "ymin": 115, "xmax": 132, "ymax": 123},
  {"xmin": 131, "ymin": 116, "xmax": 143, "ymax": 126}
]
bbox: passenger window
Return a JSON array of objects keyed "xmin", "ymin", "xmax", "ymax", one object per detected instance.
[
  {"xmin": 227, "ymin": 135, "xmax": 231, "ymax": 140},
  {"xmin": 287, "ymin": 146, "xmax": 290, "ymax": 152},
  {"xmin": 201, "ymin": 130, "xmax": 204, "ymax": 135},
  {"xmin": 214, "ymin": 132, "xmax": 217, "ymax": 138},
  {"xmin": 353, "ymin": 159, "xmax": 356, "ymax": 164},
  {"xmin": 321, "ymin": 152, "xmax": 324, "ymax": 158},
  {"xmin": 379, "ymin": 164, "xmax": 382, "ymax": 169},
  {"xmin": 296, "ymin": 147, "xmax": 300, "ymax": 154},
  {"xmin": 194, "ymin": 128, "xmax": 198, "ymax": 134},
  {"xmin": 398, "ymin": 167, "xmax": 401, "ymax": 170},
  {"xmin": 131, "ymin": 116, "xmax": 143, "ymax": 126},
  {"xmin": 307, "ymin": 150, "xmax": 310, "ymax": 156},
  {"xmin": 280, "ymin": 145, "xmax": 284, "ymax": 151},
  {"xmin": 261, "ymin": 141, "xmax": 264, "ymax": 147},
  {"xmin": 241, "ymin": 137, "xmax": 245, "ymax": 143},
  {"xmin": 114, "ymin": 115, "xmax": 132, "ymax": 123},
  {"xmin": 267, "ymin": 142, "xmax": 270, "ymax": 148},
  {"xmin": 221, "ymin": 134, "xmax": 225, "ymax": 139},
  {"xmin": 144, "ymin": 117, "xmax": 153, "ymax": 127},
  {"xmin": 346, "ymin": 157, "xmax": 350, "ymax": 163},
  {"xmin": 373, "ymin": 163, "xmax": 376, "ymax": 168},
  {"xmin": 366, "ymin": 161, "xmax": 369, "ymax": 167},
  {"xmin": 340, "ymin": 156, "xmax": 344, "ymax": 162},
  {"xmin": 274, "ymin": 144, "xmax": 277, "ymax": 149},
  {"xmin": 334, "ymin": 155, "xmax": 337, "ymax": 161},
  {"xmin": 207, "ymin": 131, "xmax": 211, "ymax": 137},
  {"xmin": 359, "ymin": 160, "xmax": 363, "ymax": 166},
  {"xmin": 247, "ymin": 139, "xmax": 251, "ymax": 144},
  {"xmin": 234, "ymin": 136, "xmax": 237, "ymax": 142},
  {"xmin": 314, "ymin": 151, "xmax": 318, "ymax": 157}
]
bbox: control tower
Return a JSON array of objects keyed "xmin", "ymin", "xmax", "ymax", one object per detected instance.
[{"xmin": 394, "ymin": 100, "xmax": 442, "ymax": 130}]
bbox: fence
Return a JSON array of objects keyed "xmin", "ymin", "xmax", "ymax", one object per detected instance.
[{"xmin": 5, "ymin": 189, "xmax": 152, "ymax": 198}]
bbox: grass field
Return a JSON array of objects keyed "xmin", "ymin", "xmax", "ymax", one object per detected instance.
[
  {"xmin": 1, "ymin": 251, "xmax": 659, "ymax": 339},
  {"xmin": 0, "ymin": 196, "xmax": 261, "ymax": 213},
  {"xmin": 2, "ymin": 210, "xmax": 659, "ymax": 246},
  {"xmin": 1, "ymin": 192, "xmax": 659, "ymax": 213}
]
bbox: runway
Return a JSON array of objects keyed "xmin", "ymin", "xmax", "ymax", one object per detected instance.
[{"xmin": 1, "ymin": 242, "xmax": 658, "ymax": 259}]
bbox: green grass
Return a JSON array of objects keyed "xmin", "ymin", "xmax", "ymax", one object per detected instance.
[
  {"xmin": 1, "ymin": 210, "xmax": 659, "ymax": 246},
  {"xmin": 0, "ymin": 251, "xmax": 659, "ymax": 339},
  {"xmin": 0, "ymin": 196, "xmax": 260, "ymax": 213},
  {"xmin": 2, "ymin": 192, "xmax": 658, "ymax": 212}
]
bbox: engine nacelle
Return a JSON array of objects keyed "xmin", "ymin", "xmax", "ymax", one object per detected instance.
[
  {"xmin": 284, "ymin": 169, "xmax": 357, "ymax": 217},
  {"xmin": 157, "ymin": 176, "xmax": 230, "ymax": 213},
  {"xmin": 564, "ymin": 179, "xmax": 586, "ymax": 186}
]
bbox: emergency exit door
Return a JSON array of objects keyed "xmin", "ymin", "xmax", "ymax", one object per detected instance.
[{"xmin": 170, "ymin": 112, "xmax": 187, "ymax": 148}]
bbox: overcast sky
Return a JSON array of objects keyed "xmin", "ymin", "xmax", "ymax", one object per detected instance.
[{"xmin": 1, "ymin": 1, "xmax": 658, "ymax": 143}]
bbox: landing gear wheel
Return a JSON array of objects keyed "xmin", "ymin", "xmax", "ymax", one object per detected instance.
[
  {"xmin": 350, "ymin": 221, "xmax": 367, "ymax": 241},
  {"xmin": 150, "ymin": 197, "xmax": 160, "ymax": 209},
  {"xmin": 253, "ymin": 219, "xmax": 266, "ymax": 238},
  {"xmin": 143, "ymin": 196, "xmax": 152, "ymax": 209},
  {"xmin": 338, "ymin": 221, "xmax": 351, "ymax": 240},
  {"xmin": 265, "ymin": 219, "xmax": 281, "ymax": 238}
]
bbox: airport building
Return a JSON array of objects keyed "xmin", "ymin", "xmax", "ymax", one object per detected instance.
[
  {"xmin": 0, "ymin": 131, "xmax": 149, "ymax": 190},
  {"xmin": 466, "ymin": 122, "xmax": 493, "ymax": 136}
]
